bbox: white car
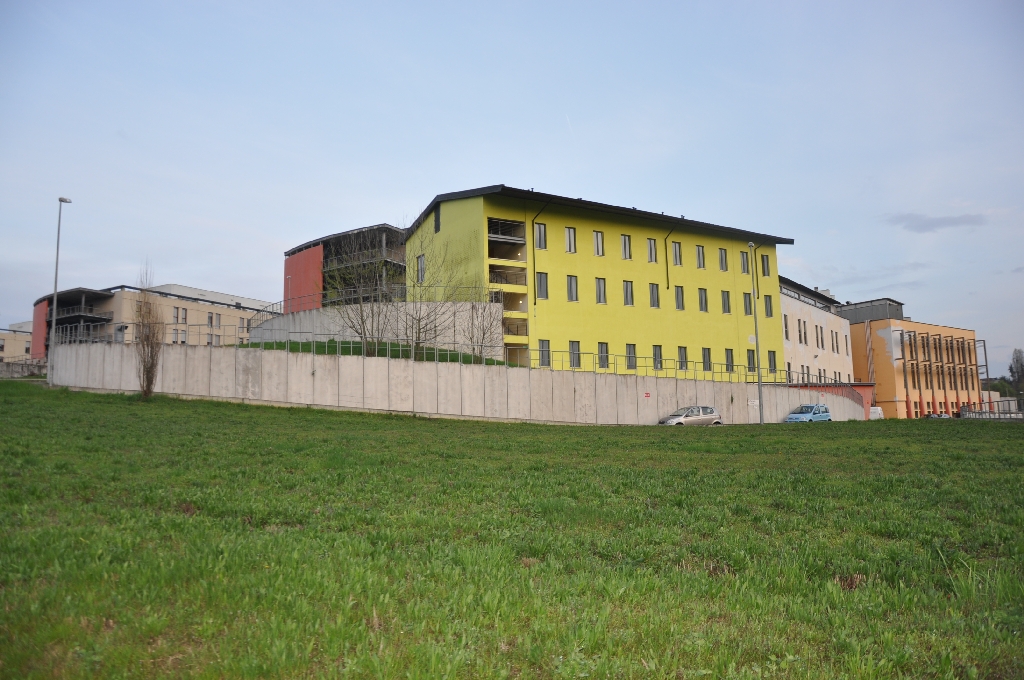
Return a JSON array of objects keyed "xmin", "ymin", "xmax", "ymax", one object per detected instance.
[{"xmin": 658, "ymin": 406, "xmax": 723, "ymax": 426}]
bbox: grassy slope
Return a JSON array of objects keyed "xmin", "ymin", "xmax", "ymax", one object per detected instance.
[{"xmin": 0, "ymin": 381, "xmax": 1022, "ymax": 678}]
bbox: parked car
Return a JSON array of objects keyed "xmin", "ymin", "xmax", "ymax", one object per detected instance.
[
  {"xmin": 786, "ymin": 404, "xmax": 832, "ymax": 423},
  {"xmin": 869, "ymin": 407, "xmax": 884, "ymax": 420},
  {"xmin": 926, "ymin": 413, "xmax": 951, "ymax": 419},
  {"xmin": 658, "ymin": 405, "xmax": 723, "ymax": 426}
]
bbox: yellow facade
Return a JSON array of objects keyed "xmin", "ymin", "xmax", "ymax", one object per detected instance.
[
  {"xmin": 0, "ymin": 328, "xmax": 32, "ymax": 362},
  {"xmin": 849, "ymin": 318, "xmax": 982, "ymax": 419},
  {"xmin": 406, "ymin": 188, "xmax": 789, "ymax": 375}
]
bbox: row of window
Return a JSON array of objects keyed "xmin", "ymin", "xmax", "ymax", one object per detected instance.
[
  {"xmin": 535, "ymin": 273, "xmax": 774, "ymax": 316},
  {"xmin": 909, "ymin": 363, "xmax": 975, "ymax": 392},
  {"xmin": 170, "ymin": 329, "xmax": 225, "ymax": 346},
  {"xmin": 534, "ymin": 340, "xmax": 778, "ymax": 372},
  {"xmin": 534, "ymin": 224, "xmax": 773, "ymax": 275},
  {"xmin": 783, "ymin": 314, "xmax": 849, "ymax": 355},
  {"xmin": 0, "ymin": 339, "xmax": 31, "ymax": 354},
  {"xmin": 906, "ymin": 333, "xmax": 973, "ymax": 366},
  {"xmin": 169, "ymin": 306, "xmax": 250, "ymax": 332},
  {"xmin": 785, "ymin": 362, "xmax": 852, "ymax": 384}
]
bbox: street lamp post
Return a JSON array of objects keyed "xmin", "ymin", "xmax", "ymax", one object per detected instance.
[
  {"xmin": 48, "ymin": 198, "xmax": 72, "ymax": 386},
  {"xmin": 748, "ymin": 242, "xmax": 764, "ymax": 425},
  {"xmin": 286, "ymin": 275, "xmax": 292, "ymax": 314}
]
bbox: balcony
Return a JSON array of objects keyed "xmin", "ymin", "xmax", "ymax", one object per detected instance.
[
  {"xmin": 503, "ymin": 317, "xmax": 528, "ymax": 336},
  {"xmin": 487, "ymin": 217, "xmax": 526, "ymax": 244},
  {"xmin": 55, "ymin": 306, "xmax": 114, "ymax": 321},
  {"xmin": 489, "ymin": 266, "xmax": 527, "ymax": 286}
]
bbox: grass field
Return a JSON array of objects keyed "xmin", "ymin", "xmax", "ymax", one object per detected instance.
[{"xmin": 1, "ymin": 381, "xmax": 1022, "ymax": 678}]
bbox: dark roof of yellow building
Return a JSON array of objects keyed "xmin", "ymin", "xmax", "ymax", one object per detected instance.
[{"xmin": 408, "ymin": 184, "xmax": 795, "ymax": 245}]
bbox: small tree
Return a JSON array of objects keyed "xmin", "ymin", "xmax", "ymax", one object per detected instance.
[
  {"xmin": 1009, "ymin": 348, "xmax": 1024, "ymax": 393},
  {"xmin": 133, "ymin": 265, "xmax": 165, "ymax": 399}
]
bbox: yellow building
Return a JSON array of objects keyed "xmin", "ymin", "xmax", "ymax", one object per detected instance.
[
  {"xmin": 841, "ymin": 298, "xmax": 985, "ymax": 418},
  {"xmin": 405, "ymin": 185, "xmax": 792, "ymax": 376},
  {"xmin": 0, "ymin": 321, "xmax": 33, "ymax": 362},
  {"xmin": 32, "ymin": 284, "xmax": 271, "ymax": 359}
]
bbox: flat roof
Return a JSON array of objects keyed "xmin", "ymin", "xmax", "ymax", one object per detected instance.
[
  {"xmin": 35, "ymin": 285, "xmax": 271, "ymax": 312},
  {"xmin": 285, "ymin": 223, "xmax": 404, "ymax": 257},
  {"xmin": 408, "ymin": 185, "xmax": 795, "ymax": 245}
]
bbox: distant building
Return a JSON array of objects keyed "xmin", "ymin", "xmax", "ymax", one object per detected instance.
[
  {"xmin": 779, "ymin": 276, "xmax": 854, "ymax": 384},
  {"xmin": 282, "ymin": 224, "xmax": 406, "ymax": 311},
  {"xmin": 30, "ymin": 284, "xmax": 271, "ymax": 359},
  {"xmin": 0, "ymin": 323, "xmax": 32, "ymax": 362},
  {"xmin": 837, "ymin": 298, "xmax": 986, "ymax": 418}
]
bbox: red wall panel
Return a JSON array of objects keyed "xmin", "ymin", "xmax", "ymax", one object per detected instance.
[
  {"xmin": 31, "ymin": 300, "xmax": 49, "ymax": 359},
  {"xmin": 283, "ymin": 245, "xmax": 323, "ymax": 313}
]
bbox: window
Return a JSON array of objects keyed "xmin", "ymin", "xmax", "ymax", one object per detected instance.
[
  {"xmin": 538, "ymin": 340, "xmax": 551, "ymax": 367},
  {"xmin": 623, "ymin": 281, "xmax": 634, "ymax": 306},
  {"xmin": 675, "ymin": 286, "xmax": 684, "ymax": 310},
  {"xmin": 702, "ymin": 347, "xmax": 712, "ymax": 372},
  {"xmin": 761, "ymin": 254, "xmax": 770, "ymax": 276},
  {"xmin": 417, "ymin": 254, "xmax": 425, "ymax": 283},
  {"xmin": 764, "ymin": 295, "xmax": 773, "ymax": 318},
  {"xmin": 719, "ymin": 248, "xmax": 728, "ymax": 271},
  {"xmin": 698, "ymin": 288, "xmax": 708, "ymax": 312},
  {"xmin": 0, "ymin": 339, "xmax": 5, "ymax": 352},
  {"xmin": 569, "ymin": 341, "xmax": 581, "ymax": 368},
  {"xmin": 721, "ymin": 290, "xmax": 731, "ymax": 314},
  {"xmin": 747, "ymin": 349, "xmax": 756, "ymax": 371},
  {"xmin": 536, "ymin": 272, "xmax": 549, "ymax": 299},
  {"xmin": 206, "ymin": 333, "xmax": 213, "ymax": 346},
  {"xmin": 725, "ymin": 349, "xmax": 734, "ymax": 372},
  {"xmin": 647, "ymin": 238, "xmax": 657, "ymax": 263},
  {"xmin": 768, "ymin": 350, "xmax": 777, "ymax": 372},
  {"xmin": 743, "ymin": 292, "xmax": 752, "ymax": 316},
  {"xmin": 797, "ymin": 319, "xmax": 803, "ymax": 344},
  {"xmin": 696, "ymin": 245, "xmax": 705, "ymax": 269},
  {"xmin": 593, "ymin": 230, "xmax": 604, "ymax": 256},
  {"xmin": 595, "ymin": 277, "xmax": 607, "ymax": 304},
  {"xmin": 845, "ymin": 335, "xmax": 849, "ymax": 355},
  {"xmin": 740, "ymin": 251, "xmax": 749, "ymax": 274},
  {"xmin": 621, "ymin": 234, "xmax": 632, "ymax": 259},
  {"xmin": 784, "ymin": 314, "xmax": 789, "ymax": 340},
  {"xmin": 626, "ymin": 344, "xmax": 637, "ymax": 370},
  {"xmin": 434, "ymin": 206, "xmax": 441, "ymax": 233},
  {"xmin": 207, "ymin": 312, "xmax": 214, "ymax": 327},
  {"xmin": 214, "ymin": 335, "xmax": 221, "ymax": 347},
  {"xmin": 24, "ymin": 341, "xmax": 30, "ymax": 353},
  {"xmin": 181, "ymin": 308, "xmax": 187, "ymax": 324},
  {"xmin": 172, "ymin": 306, "xmax": 179, "ymax": 324},
  {"xmin": 653, "ymin": 345, "xmax": 663, "ymax": 370},
  {"xmin": 215, "ymin": 313, "xmax": 221, "ymax": 329},
  {"xmin": 598, "ymin": 342, "xmax": 609, "ymax": 369},
  {"xmin": 677, "ymin": 346, "xmax": 688, "ymax": 368},
  {"xmin": 567, "ymin": 275, "xmax": 578, "ymax": 302},
  {"xmin": 672, "ymin": 241, "xmax": 682, "ymax": 266},
  {"xmin": 171, "ymin": 329, "xmax": 178, "ymax": 344},
  {"xmin": 565, "ymin": 227, "xmax": 576, "ymax": 253},
  {"xmin": 535, "ymin": 223, "xmax": 547, "ymax": 249},
  {"xmin": 649, "ymin": 283, "xmax": 659, "ymax": 308}
]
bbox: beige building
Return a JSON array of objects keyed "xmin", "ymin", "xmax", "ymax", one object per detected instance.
[
  {"xmin": 779, "ymin": 276, "xmax": 854, "ymax": 384},
  {"xmin": 32, "ymin": 284, "xmax": 271, "ymax": 359},
  {"xmin": 0, "ymin": 321, "xmax": 33, "ymax": 362}
]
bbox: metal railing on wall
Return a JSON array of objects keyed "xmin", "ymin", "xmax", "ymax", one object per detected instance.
[{"xmin": 54, "ymin": 320, "xmax": 864, "ymax": 408}]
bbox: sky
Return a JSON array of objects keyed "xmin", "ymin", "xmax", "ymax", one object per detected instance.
[{"xmin": 1, "ymin": 1, "xmax": 1022, "ymax": 371}]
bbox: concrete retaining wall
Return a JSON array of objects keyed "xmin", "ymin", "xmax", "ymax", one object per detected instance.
[{"xmin": 50, "ymin": 343, "xmax": 866, "ymax": 425}]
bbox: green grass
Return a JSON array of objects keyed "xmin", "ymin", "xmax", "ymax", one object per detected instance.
[{"xmin": 1, "ymin": 381, "xmax": 1022, "ymax": 678}]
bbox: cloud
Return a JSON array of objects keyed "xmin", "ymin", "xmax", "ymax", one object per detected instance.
[
  {"xmin": 887, "ymin": 213, "xmax": 987, "ymax": 233},
  {"xmin": 1013, "ymin": 266, "xmax": 1024, "ymax": 274}
]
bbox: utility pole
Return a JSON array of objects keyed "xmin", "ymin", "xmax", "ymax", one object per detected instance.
[
  {"xmin": 48, "ymin": 198, "xmax": 72, "ymax": 386},
  {"xmin": 749, "ymin": 242, "xmax": 764, "ymax": 424}
]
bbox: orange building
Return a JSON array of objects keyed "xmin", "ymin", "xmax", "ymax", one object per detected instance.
[{"xmin": 841, "ymin": 298, "xmax": 986, "ymax": 418}]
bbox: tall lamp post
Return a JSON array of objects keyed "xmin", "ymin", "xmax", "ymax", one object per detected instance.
[
  {"xmin": 48, "ymin": 197, "xmax": 72, "ymax": 386},
  {"xmin": 748, "ymin": 242, "xmax": 764, "ymax": 424},
  {"xmin": 286, "ymin": 275, "xmax": 292, "ymax": 314}
]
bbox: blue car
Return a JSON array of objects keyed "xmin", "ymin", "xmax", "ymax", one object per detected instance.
[{"xmin": 786, "ymin": 404, "xmax": 832, "ymax": 423}]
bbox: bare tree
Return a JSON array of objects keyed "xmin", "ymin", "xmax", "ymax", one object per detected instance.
[
  {"xmin": 321, "ymin": 229, "xmax": 403, "ymax": 356},
  {"xmin": 133, "ymin": 264, "xmax": 165, "ymax": 399}
]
